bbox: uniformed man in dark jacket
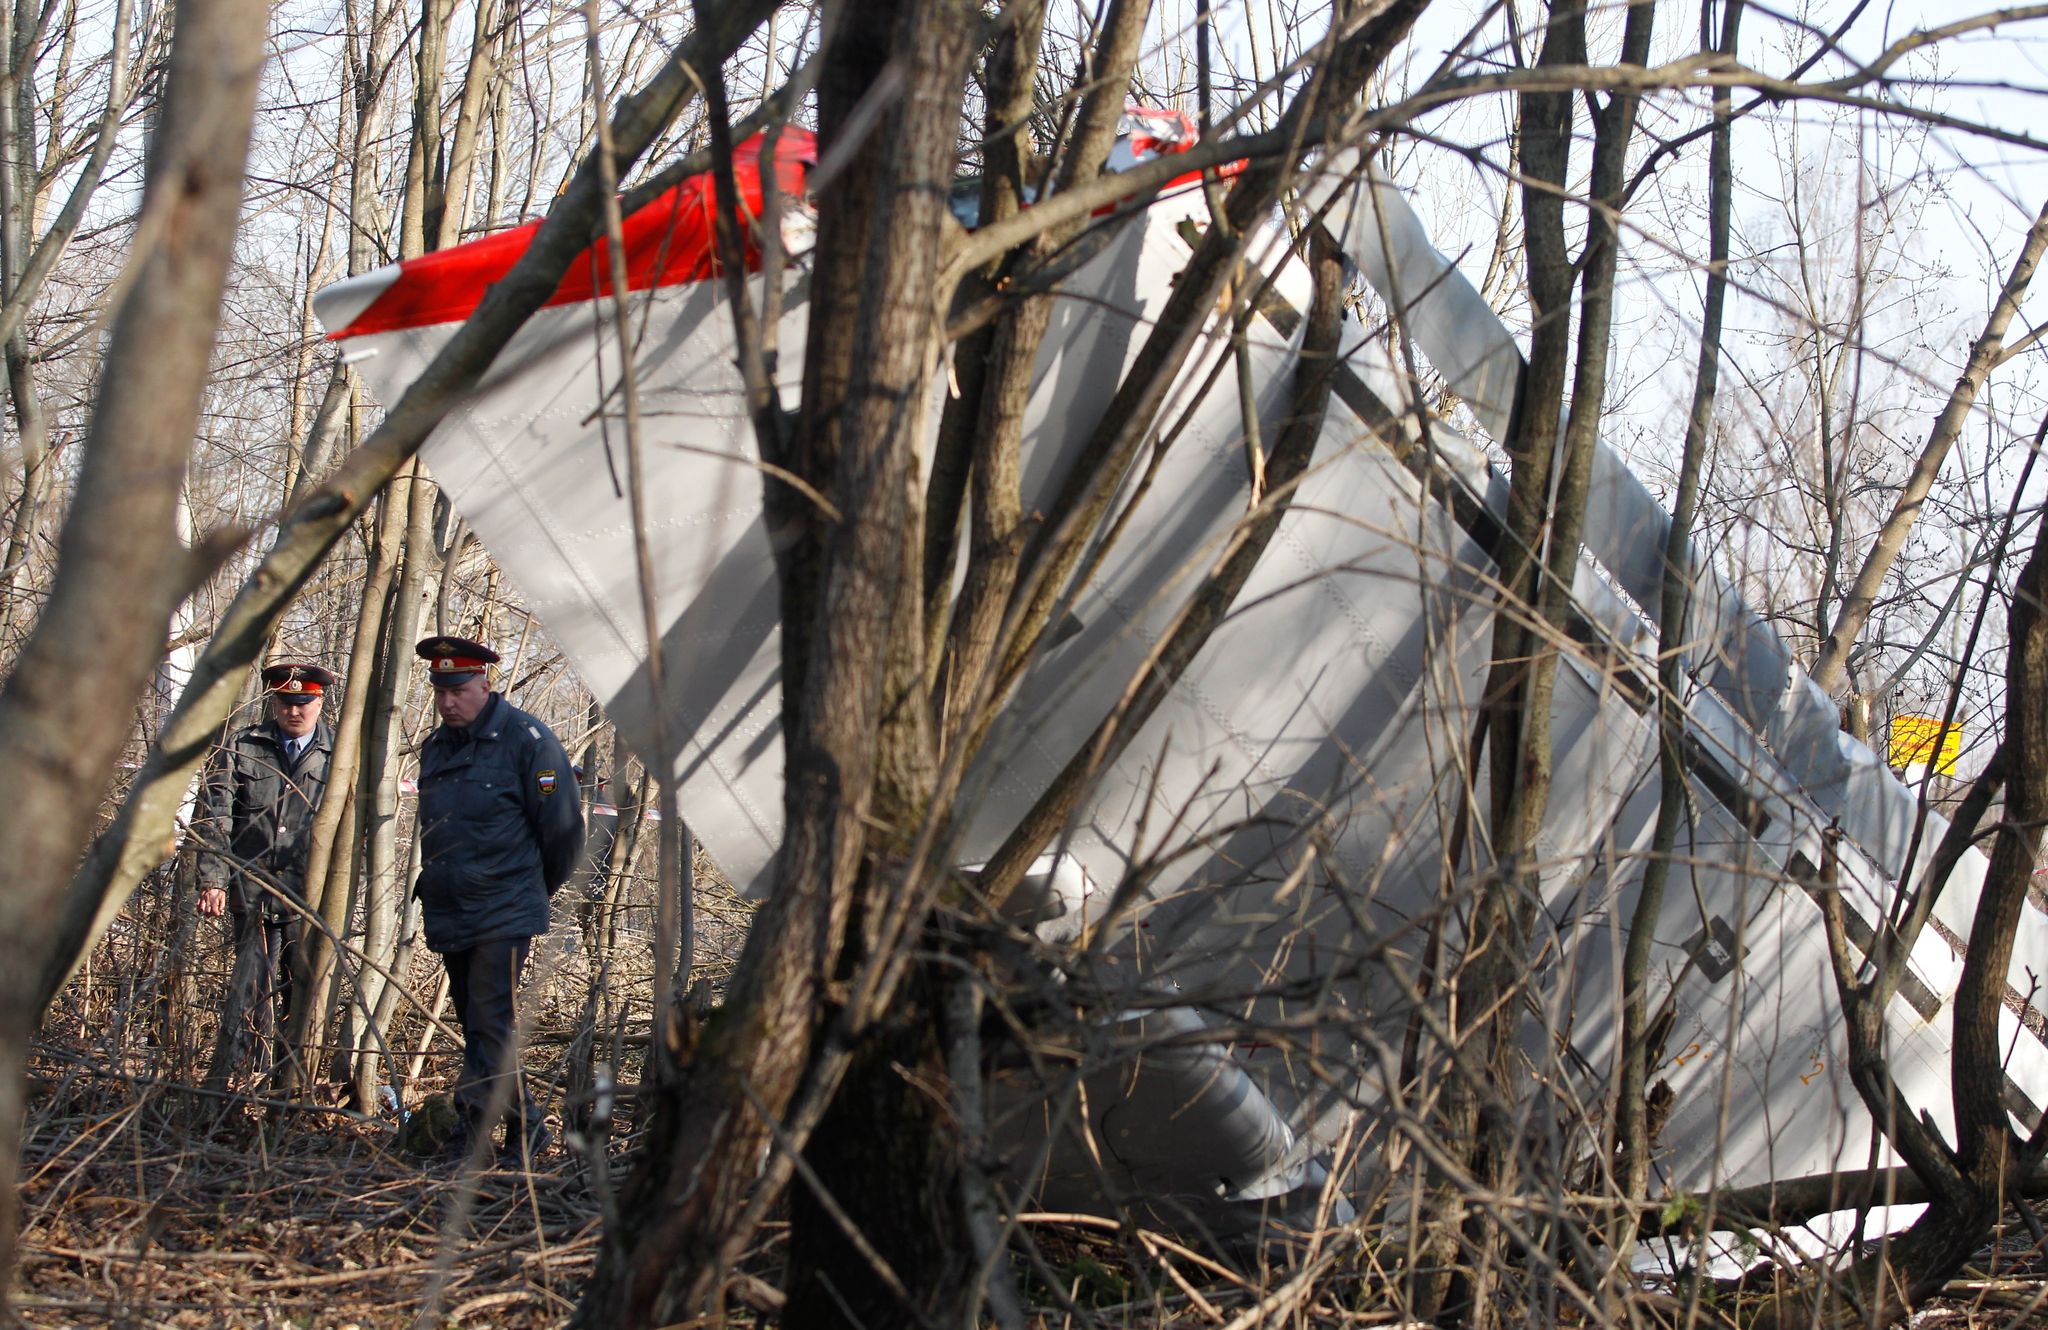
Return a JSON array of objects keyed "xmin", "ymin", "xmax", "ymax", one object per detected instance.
[
  {"xmin": 196, "ymin": 661, "xmax": 337, "ymax": 1085},
  {"xmin": 414, "ymin": 635, "xmax": 583, "ymax": 1163}
]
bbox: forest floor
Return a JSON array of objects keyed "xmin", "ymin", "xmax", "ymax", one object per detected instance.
[
  {"xmin": 16, "ymin": 863, "xmax": 2048, "ymax": 1328},
  {"xmin": 20, "ymin": 1062, "xmax": 2048, "ymax": 1330},
  {"xmin": 10, "ymin": 854, "xmax": 768, "ymax": 1330},
  {"xmin": 16, "ymin": 1096, "xmax": 607, "ymax": 1329}
]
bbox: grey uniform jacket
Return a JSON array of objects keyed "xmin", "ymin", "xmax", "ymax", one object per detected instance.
[
  {"xmin": 196, "ymin": 720, "xmax": 334, "ymax": 917},
  {"xmin": 414, "ymin": 693, "xmax": 584, "ymax": 953}
]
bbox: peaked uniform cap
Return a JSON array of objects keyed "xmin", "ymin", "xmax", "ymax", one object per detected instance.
[
  {"xmin": 416, "ymin": 635, "xmax": 500, "ymax": 684},
  {"xmin": 262, "ymin": 661, "xmax": 337, "ymax": 697}
]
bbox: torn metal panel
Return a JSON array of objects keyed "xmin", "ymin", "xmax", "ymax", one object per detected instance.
[{"xmin": 317, "ymin": 130, "xmax": 2042, "ymax": 1244}]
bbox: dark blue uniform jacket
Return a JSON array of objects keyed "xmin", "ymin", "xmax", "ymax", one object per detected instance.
[
  {"xmin": 414, "ymin": 694, "xmax": 584, "ymax": 953},
  {"xmin": 196, "ymin": 719, "xmax": 334, "ymax": 917}
]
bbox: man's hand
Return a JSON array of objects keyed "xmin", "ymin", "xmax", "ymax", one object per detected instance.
[{"xmin": 198, "ymin": 886, "xmax": 228, "ymax": 917}]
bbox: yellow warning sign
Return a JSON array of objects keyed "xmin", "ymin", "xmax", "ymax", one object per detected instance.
[{"xmin": 1890, "ymin": 715, "xmax": 1962, "ymax": 776}]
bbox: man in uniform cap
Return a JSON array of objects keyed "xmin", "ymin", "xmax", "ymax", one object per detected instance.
[
  {"xmin": 196, "ymin": 661, "xmax": 338, "ymax": 1087},
  {"xmin": 412, "ymin": 635, "xmax": 583, "ymax": 1165}
]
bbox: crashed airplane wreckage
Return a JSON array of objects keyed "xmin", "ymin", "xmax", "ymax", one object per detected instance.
[{"xmin": 316, "ymin": 113, "xmax": 2045, "ymax": 1248}]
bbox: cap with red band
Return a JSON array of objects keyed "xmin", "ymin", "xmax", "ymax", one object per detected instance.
[
  {"xmin": 415, "ymin": 635, "xmax": 500, "ymax": 685},
  {"xmin": 262, "ymin": 661, "xmax": 336, "ymax": 698}
]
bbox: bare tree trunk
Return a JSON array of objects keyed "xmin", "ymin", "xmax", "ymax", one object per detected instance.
[
  {"xmin": 1932, "ymin": 519, "xmax": 2048, "ymax": 1259},
  {"xmin": 573, "ymin": 4, "xmax": 974, "ymax": 1322},
  {"xmin": 921, "ymin": 0, "xmax": 1047, "ymax": 678},
  {"xmin": 1772, "ymin": 514, "xmax": 2048, "ymax": 1330},
  {"xmin": 927, "ymin": 0, "xmax": 1134, "ymax": 731},
  {"xmin": 325, "ymin": 0, "xmax": 442, "ymax": 1100},
  {"xmin": 352, "ymin": 461, "xmax": 441, "ymax": 1107},
  {"xmin": 587, "ymin": 0, "xmax": 685, "ymax": 1047},
  {"xmin": 783, "ymin": 963, "xmax": 969, "ymax": 1329},
  {"xmin": 401, "ymin": 0, "xmax": 453, "ymax": 255},
  {"xmin": 0, "ymin": 338, "xmax": 54, "ymax": 630},
  {"xmin": 277, "ymin": 482, "xmax": 403, "ymax": 1096},
  {"xmin": 1409, "ymin": 1, "xmax": 1578, "ymax": 1314},
  {"xmin": 0, "ymin": 0, "xmax": 266, "ymax": 1291},
  {"xmin": 1809, "ymin": 194, "xmax": 2048, "ymax": 695},
  {"xmin": 1426, "ymin": 2, "xmax": 1654, "ymax": 1321},
  {"xmin": 436, "ymin": 0, "xmax": 500, "ymax": 248},
  {"xmin": 1611, "ymin": 0, "xmax": 1740, "ymax": 1282},
  {"xmin": 0, "ymin": 0, "xmax": 139, "ymax": 414},
  {"xmin": 976, "ymin": 0, "xmax": 1427, "ymax": 903},
  {"xmin": 336, "ymin": 0, "xmax": 490, "ymax": 1095},
  {"xmin": 279, "ymin": 146, "xmax": 346, "ymax": 505},
  {"xmin": 0, "ymin": 0, "xmax": 50, "ymax": 637}
]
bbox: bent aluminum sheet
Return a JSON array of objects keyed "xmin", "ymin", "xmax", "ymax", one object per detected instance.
[{"xmin": 316, "ymin": 143, "xmax": 2047, "ymax": 1244}]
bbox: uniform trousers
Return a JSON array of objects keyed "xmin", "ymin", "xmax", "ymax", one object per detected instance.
[
  {"xmin": 443, "ymin": 936, "xmax": 536, "ymax": 1143},
  {"xmin": 223, "ymin": 911, "xmax": 300, "ymax": 1082}
]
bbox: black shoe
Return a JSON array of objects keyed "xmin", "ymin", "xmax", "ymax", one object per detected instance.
[
  {"xmin": 431, "ymin": 1119, "xmax": 475, "ymax": 1171},
  {"xmin": 498, "ymin": 1118, "xmax": 551, "ymax": 1169}
]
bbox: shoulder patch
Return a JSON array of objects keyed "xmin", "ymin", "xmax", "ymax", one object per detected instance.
[
  {"xmin": 537, "ymin": 769, "xmax": 558, "ymax": 795},
  {"xmin": 527, "ymin": 724, "xmax": 541, "ymax": 739}
]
